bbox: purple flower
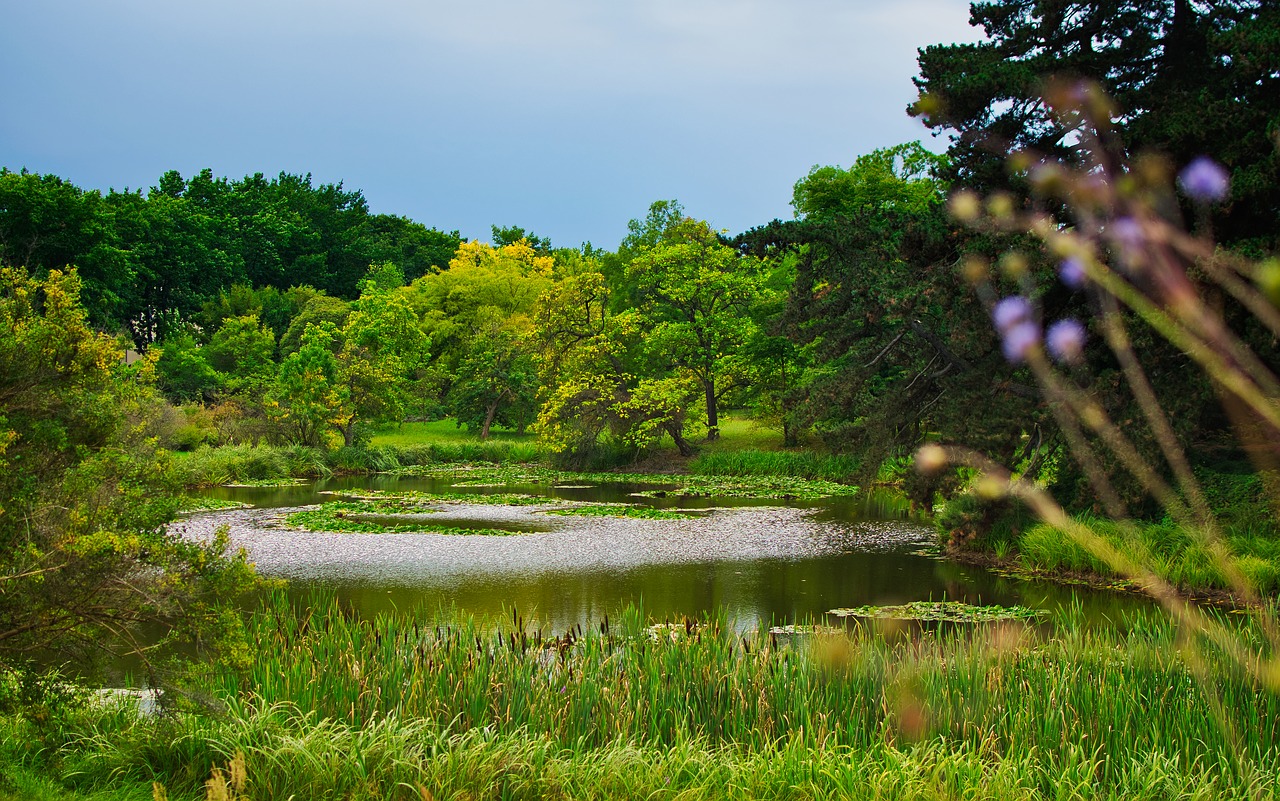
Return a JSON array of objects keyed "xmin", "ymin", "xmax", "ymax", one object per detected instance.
[
  {"xmin": 992, "ymin": 296, "xmax": 1032, "ymax": 334},
  {"xmin": 1059, "ymin": 257, "xmax": 1087, "ymax": 289},
  {"xmin": 1178, "ymin": 157, "xmax": 1230, "ymax": 203},
  {"xmin": 1109, "ymin": 217, "xmax": 1145, "ymax": 254},
  {"xmin": 1001, "ymin": 321, "xmax": 1041, "ymax": 363},
  {"xmin": 1046, "ymin": 319, "xmax": 1086, "ymax": 364}
]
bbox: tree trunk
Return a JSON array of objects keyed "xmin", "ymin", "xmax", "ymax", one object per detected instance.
[
  {"xmin": 480, "ymin": 388, "xmax": 509, "ymax": 441},
  {"xmin": 666, "ymin": 422, "xmax": 694, "ymax": 457},
  {"xmin": 704, "ymin": 378, "xmax": 719, "ymax": 441},
  {"xmin": 480, "ymin": 398, "xmax": 500, "ymax": 440}
]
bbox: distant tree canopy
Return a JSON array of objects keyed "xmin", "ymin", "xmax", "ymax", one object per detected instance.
[{"xmin": 0, "ymin": 168, "xmax": 463, "ymax": 346}]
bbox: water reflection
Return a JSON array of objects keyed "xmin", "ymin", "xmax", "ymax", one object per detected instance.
[{"xmin": 190, "ymin": 474, "xmax": 1155, "ymax": 631}]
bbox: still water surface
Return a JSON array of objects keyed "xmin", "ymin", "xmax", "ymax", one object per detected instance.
[{"xmin": 185, "ymin": 473, "xmax": 1151, "ymax": 630}]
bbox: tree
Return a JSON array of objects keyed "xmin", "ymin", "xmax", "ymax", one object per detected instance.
[
  {"xmin": 154, "ymin": 332, "xmax": 222, "ymax": 402},
  {"xmin": 533, "ymin": 266, "xmax": 700, "ymax": 459},
  {"xmin": 206, "ymin": 314, "xmax": 276, "ymax": 395},
  {"xmin": 491, "ymin": 224, "xmax": 551, "ymax": 252},
  {"xmin": 626, "ymin": 217, "xmax": 766, "ymax": 440},
  {"xmin": 269, "ymin": 322, "xmax": 342, "ymax": 447},
  {"xmin": 449, "ymin": 315, "xmax": 539, "ymax": 439},
  {"xmin": 734, "ymin": 143, "xmax": 1045, "ymax": 483},
  {"xmin": 793, "ymin": 142, "xmax": 949, "ymax": 219},
  {"xmin": 270, "ymin": 283, "xmax": 427, "ymax": 447},
  {"xmin": 913, "ymin": 0, "xmax": 1280, "ymax": 250},
  {"xmin": 0, "ymin": 268, "xmax": 255, "ymax": 673}
]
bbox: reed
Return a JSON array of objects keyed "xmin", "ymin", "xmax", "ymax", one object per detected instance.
[
  {"xmin": 689, "ymin": 448, "xmax": 860, "ymax": 482},
  {"xmin": 11, "ymin": 594, "xmax": 1275, "ymax": 799}
]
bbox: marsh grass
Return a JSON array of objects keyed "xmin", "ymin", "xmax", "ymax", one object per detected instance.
[
  {"xmin": 170, "ymin": 440, "xmax": 546, "ymax": 488},
  {"xmin": 8, "ymin": 595, "xmax": 1278, "ymax": 799},
  {"xmin": 688, "ymin": 449, "xmax": 861, "ymax": 482},
  {"xmin": 1015, "ymin": 516, "xmax": 1280, "ymax": 594}
]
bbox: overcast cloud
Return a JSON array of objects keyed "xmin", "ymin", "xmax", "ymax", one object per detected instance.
[{"xmin": 1, "ymin": 1, "xmax": 980, "ymax": 247}]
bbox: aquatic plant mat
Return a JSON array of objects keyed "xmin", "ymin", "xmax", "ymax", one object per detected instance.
[
  {"xmin": 176, "ymin": 496, "xmax": 251, "ymax": 513},
  {"xmin": 827, "ymin": 601, "xmax": 1048, "ymax": 623},
  {"xmin": 285, "ymin": 501, "xmax": 518, "ymax": 536},
  {"xmin": 9, "ymin": 595, "xmax": 1279, "ymax": 800},
  {"xmin": 394, "ymin": 463, "xmax": 860, "ymax": 500}
]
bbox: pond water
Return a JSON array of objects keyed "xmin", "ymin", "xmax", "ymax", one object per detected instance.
[{"xmin": 182, "ymin": 473, "xmax": 1154, "ymax": 631}]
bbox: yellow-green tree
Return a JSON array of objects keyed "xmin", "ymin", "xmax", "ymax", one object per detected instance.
[{"xmin": 0, "ymin": 268, "xmax": 256, "ymax": 672}]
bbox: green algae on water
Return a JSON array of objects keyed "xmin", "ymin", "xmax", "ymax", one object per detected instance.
[
  {"xmin": 540, "ymin": 505, "xmax": 699, "ymax": 520},
  {"xmin": 827, "ymin": 601, "xmax": 1048, "ymax": 623}
]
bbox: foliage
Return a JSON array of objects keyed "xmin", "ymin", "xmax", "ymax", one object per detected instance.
[
  {"xmin": 448, "ymin": 315, "xmax": 539, "ymax": 439},
  {"xmin": 626, "ymin": 216, "xmax": 767, "ymax": 439},
  {"xmin": 912, "ymin": 0, "xmax": 1280, "ymax": 251},
  {"xmin": 153, "ymin": 332, "xmax": 221, "ymax": 403},
  {"xmin": 826, "ymin": 601, "xmax": 1046, "ymax": 622},
  {"xmin": 0, "ymin": 268, "xmax": 256, "ymax": 675},
  {"xmin": 205, "ymin": 314, "xmax": 275, "ymax": 395},
  {"xmin": 793, "ymin": 141, "xmax": 949, "ymax": 219},
  {"xmin": 284, "ymin": 505, "xmax": 517, "ymax": 536}
]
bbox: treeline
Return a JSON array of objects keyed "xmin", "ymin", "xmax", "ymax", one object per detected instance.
[
  {"xmin": 3, "ymin": 0, "xmax": 1277, "ymax": 502},
  {"xmin": 0, "ymin": 168, "xmax": 462, "ymax": 345}
]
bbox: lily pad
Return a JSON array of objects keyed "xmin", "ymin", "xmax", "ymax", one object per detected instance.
[
  {"xmin": 827, "ymin": 601, "xmax": 1047, "ymax": 623},
  {"xmin": 540, "ymin": 505, "xmax": 699, "ymax": 520},
  {"xmin": 224, "ymin": 478, "xmax": 310, "ymax": 488},
  {"xmin": 177, "ymin": 497, "xmax": 250, "ymax": 513}
]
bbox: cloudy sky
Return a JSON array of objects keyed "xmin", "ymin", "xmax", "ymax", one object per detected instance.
[{"xmin": 1, "ymin": 1, "xmax": 980, "ymax": 248}]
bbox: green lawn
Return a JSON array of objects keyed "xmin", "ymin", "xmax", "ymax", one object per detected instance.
[{"xmin": 368, "ymin": 419, "xmax": 537, "ymax": 448}]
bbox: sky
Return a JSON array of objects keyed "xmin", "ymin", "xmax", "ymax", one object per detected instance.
[{"xmin": 0, "ymin": 1, "xmax": 981, "ymax": 249}]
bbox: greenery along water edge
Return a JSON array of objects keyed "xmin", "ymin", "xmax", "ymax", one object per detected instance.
[{"xmin": 4, "ymin": 595, "xmax": 1277, "ymax": 800}]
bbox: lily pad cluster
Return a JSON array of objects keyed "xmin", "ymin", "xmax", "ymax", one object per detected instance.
[
  {"xmin": 827, "ymin": 601, "xmax": 1047, "ymax": 623},
  {"xmin": 541, "ymin": 505, "xmax": 699, "ymax": 520},
  {"xmin": 285, "ymin": 504, "xmax": 515, "ymax": 536},
  {"xmin": 394, "ymin": 464, "xmax": 858, "ymax": 500}
]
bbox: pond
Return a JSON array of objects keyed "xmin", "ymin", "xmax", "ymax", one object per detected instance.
[{"xmin": 181, "ymin": 471, "xmax": 1153, "ymax": 631}]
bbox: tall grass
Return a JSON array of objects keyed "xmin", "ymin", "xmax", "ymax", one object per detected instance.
[
  {"xmin": 689, "ymin": 448, "xmax": 860, "ymax": 482},
  {"xmin": 1016, "ymin": 515, "xmax": 1280, "ymax": 593},
  {"xmin": 13, "ymin": 595, "xmax": 1276, "ymax": 799},
  {"xmin": 169, "ymin": 441, "xmax": 545, "ymax": 487}
]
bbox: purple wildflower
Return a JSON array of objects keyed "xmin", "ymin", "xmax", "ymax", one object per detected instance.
[
  {"xmin": 1109, "ymin": 217, "xmax": 1145, "ymax": 254},
  {"xmin": 1178, "ymin": 157, "xmax": 1230, "ymax": 203},
  {"xmin": 1001, "ymin": 321, "xmax": 1041, "ymax": 363},
  {"xmin": 992, "ymin": 296, "xmax": 1032, "ymax": 334},
  {"xmin": 1046, "ymin": 319, "xmax": 1087, "ymax": 364},
  {"xmin": 1059, "ymin": 257, "xmax": 1087, "ymax": 289}
]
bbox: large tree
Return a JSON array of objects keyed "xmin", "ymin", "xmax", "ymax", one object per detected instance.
[
  {"xmin": 913, "ymin": 0, "xmax": 1280, "ymax": 250},
  {"xmin": 626, "ymin": 217, "xmax": 766, "ymax": 440}
]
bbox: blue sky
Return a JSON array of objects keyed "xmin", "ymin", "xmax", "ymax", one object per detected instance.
[{"xmin": 1, "ymin": 1, "xmax": 979, "ymax": 248}]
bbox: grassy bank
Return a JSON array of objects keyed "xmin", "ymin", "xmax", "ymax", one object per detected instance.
[
  {"xmin": 4, "ymin": 596, "xmax": 1278, "ymax": 799},
  {"xmin": 169, "ymin": 413, "xmax": 869, "ymax": 488},
  {"xmin": 939, "ymin": 469, "xmax": 1280, "ymax": 597}
]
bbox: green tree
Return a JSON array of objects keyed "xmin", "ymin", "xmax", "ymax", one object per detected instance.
[
  {"xmin": 534, "ymin": 267, "xmax": 699, "ymax": 459},
  {"xmin": 270, "ymin": 285, "xmax": 427, "ymax": 447},
  {"xmin": 206, "ymin": 314, "xmax": 276, "ymax": 395},
  {"xmin": 913, "ymin": 0, "xmax": 1280, "ymax": 250},
  {"xmin": 735, "ymin": 146, "xmax": 1041, "ymax": 484},
  {"xmin": 449, "ymin": 315, "xmax": 539, "ymax": 439},
  {"xmin": 154, "ymin": 332, "xmax": 222, "ymax": 402},
  {"xmin": 793, "ymin": 142, "xmax": 948, "ymax": 219},
  {"xmin": 626, "ymin": 218, "xmax": 766, "ymax": 440},
  {"xmin": 269, "ymin": 323, "xmax": 341, "ymax": 447},
  {"xmin": 0, "ymin": 268, "xmax": 255, "ymax": 672}
]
